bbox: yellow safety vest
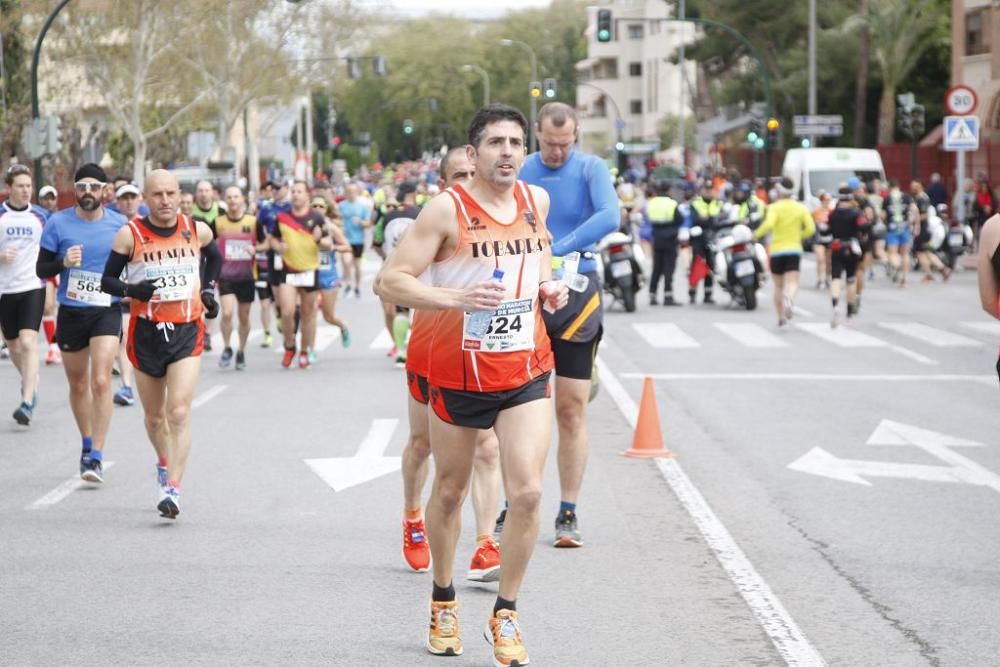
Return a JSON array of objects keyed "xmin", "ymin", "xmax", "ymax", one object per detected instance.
[{"xmin": 647, "ymin": 196, "xmax": 679, "ymax": 224}]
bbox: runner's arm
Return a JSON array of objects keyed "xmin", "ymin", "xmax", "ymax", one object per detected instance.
[
  {"xmin": 549, "ymin": 158, "xmax": 618, "ymax": 256},
  {"xmin": 100, "ymin": 225, "xmax": 150, "ymax": 299},
  {"xmin": 196, "ymin": 221, "xmax": 222, "ymax": 289},
  {"xmin": 800, "ymin": 206, "xmax": 816, "ymax": 239},
  {"xmin": 375, "ymin": 195, "xmax": 502, "ymax": 312},
  {"xmin": 977, "ymin": 215, "xmax": 1000, "ymax": 318},
  {"xmin": 753, "ymin": 206, "xmax": 776, "ymax": 240}
]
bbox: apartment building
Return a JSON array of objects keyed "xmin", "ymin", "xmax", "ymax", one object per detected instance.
[{"xmin": 574, "ymin": 0, "xmax": 696, "ymax": 164}]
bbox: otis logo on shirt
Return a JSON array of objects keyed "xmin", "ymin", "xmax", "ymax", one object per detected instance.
[
  {"xmin": 469, "ymin": 237, "xmax": 547, "ymax": 259},
  {"xmin": 5, "ymin": 226, "xmax": 35, "ymax": 236}
]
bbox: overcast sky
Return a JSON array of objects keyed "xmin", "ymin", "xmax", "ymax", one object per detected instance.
[{"xmin": 390, "ymin": 0, "xmax": 553, "ymax": 18}]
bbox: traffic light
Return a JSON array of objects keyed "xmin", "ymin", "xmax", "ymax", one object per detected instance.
[
  {"xmin": 403, "ymin": 119, "xmax": 414, "ymax": 135},
  {"xmin": 897, "ymin": 106, "xmax": 912, "ymax": 135},
  {"xmin": 543, "ymin": 78, "xmax": 557, "ymax": 99},
  {"xmin": 800, "ymin": 138, "xmax": 811, "ymax": 148},
  {"xmin": 910, "ymin": 104, "xmax": 925, "ymax": 136},
  {"xmin": 45, "ymin": 115, "xmax": 62, "ymax": 155},
  {"xmin": 530, "ymin": 81, "xmax": 542, "ymax": 98},
  {"xmin": 347, "ymin": 57, "xmax": 361, "ymax": 80},
  {"xmin": 746, "ymin": 117, "xmax": 762, "ymax": 144},
  {"xmin": 596, "ymin": 9, "xmax": 612, "ymax": 42},
  {"xmin": 373, "ymin": 55, "xmax": 388, "ymax": 77},
  {"xmin": 766, "ymin": 117, "xmax": 780, "ymax": 147},
  {"xmin": 615, "ymin": 140, "xmax": 625, "ymax": 152},
  {"xmin": 329, "ymin": 135, "xmax": 341, "ymax": 149}
]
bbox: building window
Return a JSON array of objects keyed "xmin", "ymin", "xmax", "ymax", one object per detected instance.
[
  {"xmin": 628, "ymin": 24, "xmax": 643, "ymax": 40},
  {"xmin": 630, "ymin": 99, "xmax": 642, "ymax": 115},
  {"xmin": 967, "ymin": 9, "xmax": 990, "ymax": 56},
  {"xmin": 629, "ymin": 62, "xmax": 642, "ymax": 77}
]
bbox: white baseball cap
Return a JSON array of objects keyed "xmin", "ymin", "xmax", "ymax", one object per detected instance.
[
  {"xmin": 38, "ymin": 185, "xmax": 57, "ymax": 198},
  {"xmin": 116, "ymin": 183, "xmax": 141, "ymax": 198}
]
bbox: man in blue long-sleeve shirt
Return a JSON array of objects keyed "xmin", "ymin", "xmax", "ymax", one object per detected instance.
[{"xmin": 519, "ymin": 102, "xmax": 618, "ymax": 548}]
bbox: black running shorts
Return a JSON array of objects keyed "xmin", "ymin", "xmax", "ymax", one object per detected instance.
[
  {"xmin": 550, "ymin": 327, "xmax": 603, "ymax": 380},
  {"xmin": 127, "ymin": 317, "xmax": 204, "ymax": 378},
  {"xmin": 429, "ymin": 372, "xmax": 551, "ymax": 430},
  {"xmin": 219, "ymin": 279, "xmax": 256, "ymax": 304},
  {"xmin": 56, "ymin": 305, "xmax": 121, "ymax": 352},
  {"xmin": 830, "ymin": 251, "xmax": 859, "ymax": 282},
  {"xmin": 769, "ymin": 254, "xmax": 801, "ymax": 275},
  {"xmin": 0, "ymin": 288, "xmax": 45, "ymax": 340}
]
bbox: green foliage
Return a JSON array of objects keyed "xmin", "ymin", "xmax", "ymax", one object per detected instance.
[
  {"xmin": 657, "ymin": 114, "xmax": 697, "ymax": 152},
  {"xmin": 337, "ymin": 0, "xmax": 587, "ymax": 163}
]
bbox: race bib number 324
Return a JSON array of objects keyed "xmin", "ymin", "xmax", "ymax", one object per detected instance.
[{"xmin": 462, "ymin": 297, "xmax": 535, "ymax": 352}]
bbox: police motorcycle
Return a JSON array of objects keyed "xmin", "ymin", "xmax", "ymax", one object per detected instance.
[
  {"xmin": 596, "ymin": 203, "xmax": 645, "ymax": 313},
  {"xmin": 933, "ymin": 203, "xmax": 973, "ymax": 269},
  {"xmin": 706, "ymin": 205, "xmax": 768, "ymax": 311}
]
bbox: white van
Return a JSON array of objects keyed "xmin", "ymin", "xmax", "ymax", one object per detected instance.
[{"xmin": 781, "ymin": 148, "xmax": 886, "ymax": 208}]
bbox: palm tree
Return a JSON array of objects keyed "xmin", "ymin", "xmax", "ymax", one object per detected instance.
[{"xmin": 845, "ymin": 0, "xmax": 948, "ymax": 145}]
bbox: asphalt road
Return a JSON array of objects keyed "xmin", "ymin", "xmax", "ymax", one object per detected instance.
[{"xmin": 1, "ymin": 253, "xmax": 997, "ymax": 666}]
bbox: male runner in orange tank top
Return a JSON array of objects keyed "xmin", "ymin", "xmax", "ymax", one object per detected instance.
[
  {"xmin": 377, "ymin": 104, "xmax": 568, "ymax": 667},
  {"xmin": 101, "ymin": 170, "xmax": 222, "ymax": 520}
]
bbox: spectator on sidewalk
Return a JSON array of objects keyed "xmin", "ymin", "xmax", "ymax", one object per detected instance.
[{"xmin": 927, "ymin": 173, "xmax": 948, "ymax": 208}]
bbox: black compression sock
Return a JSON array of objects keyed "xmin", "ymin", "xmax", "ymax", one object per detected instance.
[
  {"xmin": 493, "ymin": 596, "xmax": 516, "ymax": 614},
  {"xmin": 432, "ymin": 581, "xmax": 455, "ymax": 602},
  {"xmin": 832, "ymin": 297, "xmax": 839, "ymax": 308}
]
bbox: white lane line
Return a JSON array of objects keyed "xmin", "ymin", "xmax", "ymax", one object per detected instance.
[
  {"xmin": 632, "ymin": 322, "xmax": 700, "ymax": 348},
  {"xmin": 193, "ymin": 384, "xmax": 228, "ymax": 409},
  {"xmin": 960, "ymin": 321, "xmax": 1000, "ymax": 336},
  {"xmin": 886, "ymin": 345, "xmax": 937, "ymax": 366},
  {"xmin": 595, "ymin": 355, "xmax": 826, "ymax": 666},
  {"xmin": 715, "ymin": 323, "xmax": 788, "ymax": 348},
  {"xmin": 877, "ymin": 322, "xmax": 982, "ymax": 347},
  {"xmin": 27, "ymin": 463, "xmax": 117, "ymax": 510},
  {"xmin": 795, "ymin": 322, "xmax": 885, "ymax": 347},
  {"xmin": 620, "ymin": 372, "xmax": 992, "ymax": 384},
  {"xmin": 313, "ymin": 326, "xmax": 344, "ymax": 352},
  {"xmin": 369, "ymin": 329, "xmax": 393, "ymax": 350},
  {"xmin": 792, "ymin": 306, "xmax": 814, "ymax": 318}
]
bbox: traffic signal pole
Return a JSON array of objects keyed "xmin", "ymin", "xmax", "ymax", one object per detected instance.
[{"xmin": 30, "ymin": 0, "xmax": 73, "ymax": 187}]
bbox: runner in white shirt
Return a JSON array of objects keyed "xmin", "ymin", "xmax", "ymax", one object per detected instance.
[{"xmin": 0, "ymin": 164, "xmax": 49, "ymax": 425}]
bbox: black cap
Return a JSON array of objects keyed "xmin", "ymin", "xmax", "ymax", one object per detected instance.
[{"xmin": 74, "ymin": 163, "xmax": 108, "ymax": 183}]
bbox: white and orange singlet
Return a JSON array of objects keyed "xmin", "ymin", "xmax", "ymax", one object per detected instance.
[
  {"xmin": 126, "ymin": 214, "xmax": 203, "ymax": 323},
  {"xmin": 427, "ymin": 181, "xmax": 553, "ymax": 393}
]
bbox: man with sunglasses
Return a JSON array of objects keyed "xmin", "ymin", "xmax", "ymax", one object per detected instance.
[{"xmin": 36, "ymin": 163, "xmax": 126, "ymax": 483}]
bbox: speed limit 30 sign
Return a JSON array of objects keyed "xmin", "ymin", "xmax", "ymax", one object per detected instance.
[{"xmin": 945, "ymin": 85, "xmax": 978, "ymax": 116}]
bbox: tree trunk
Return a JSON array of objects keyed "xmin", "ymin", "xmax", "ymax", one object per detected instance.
[
  {"xmin": 133, "ymin": 137, "xmax": 147, "ymax": 189},
  {"xmin": 877, "ymin": 84, "xmax": 896, "ymax": 146},
  {"xmin": 853, "ymin": 0, "xmax": 870, "ymax": 146}
]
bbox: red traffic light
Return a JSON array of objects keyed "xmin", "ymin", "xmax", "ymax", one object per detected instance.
[{"xmin": 329, "ymin": 135, "xmax": 341, "ymax": 148}]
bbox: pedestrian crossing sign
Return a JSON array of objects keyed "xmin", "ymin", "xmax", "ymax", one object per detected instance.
[{"xmin": 943, "ymin": 115, "xmax": 980, "ymax": 151}]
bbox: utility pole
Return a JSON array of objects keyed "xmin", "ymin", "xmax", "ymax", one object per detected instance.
[
  {"xmin": 678, "ymin": 0, "xmax": 687, "ymax": 168},
  {"xmin": 808, "ymin": 0, "xmax": 817, "ymax": 147}
]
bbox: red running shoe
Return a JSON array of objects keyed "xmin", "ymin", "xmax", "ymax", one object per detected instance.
[
  {"xmin": 403, "ymin": 517, "xmax": 431, "ymax": 572},
  {"xmin": 281, "ymin": 347, "xmax": 296, "ymax": 369}
]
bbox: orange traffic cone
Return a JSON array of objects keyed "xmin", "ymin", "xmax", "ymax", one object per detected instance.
[{"xmin": 623, "ymin": 376, "xmax": 674, "ymax": 458}]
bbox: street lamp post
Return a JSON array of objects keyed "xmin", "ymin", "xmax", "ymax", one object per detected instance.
[
  {"xmin": 460, "ymin": 64, "xmax": 490, "ymax": 107},
  {"xmin": 30, "ymin": 0, "xmax": 73, "ymax": 186},
  {"xmin": 500, "ymin": 38, "xmax": 538, "ymax": 152}
]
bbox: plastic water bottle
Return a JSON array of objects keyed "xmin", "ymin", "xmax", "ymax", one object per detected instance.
[
  {"xmin": 466, "ymin": 268, "xmax": 504, "ymax": 338},
  {"xmin": 562, "ymin": 251, "xmax": 589, "ymax": 292}
]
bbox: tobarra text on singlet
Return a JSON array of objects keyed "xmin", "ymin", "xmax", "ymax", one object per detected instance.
[{"xmin": 427, "ymin": 181, "xmax": 554, "ymax": 393}]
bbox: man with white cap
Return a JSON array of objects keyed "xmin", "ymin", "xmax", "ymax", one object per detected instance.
[
  {"xmin": 38, "ymin": 186, "xmax": 58, "ymax": 214},
  {"xmin": 36, "ymin": 185, "xmax": 60, "ymax": 364}
]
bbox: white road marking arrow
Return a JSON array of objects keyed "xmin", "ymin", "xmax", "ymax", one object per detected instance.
[
  {"xmin": 788, "ymin": 419, "xmax": 1000, "ymax": 493},
  {"xmin": 304, "ymin": 418, "xmax": 400, "ymax": 492}
]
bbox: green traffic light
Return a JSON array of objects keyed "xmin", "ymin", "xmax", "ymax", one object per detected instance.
[
  {"xmin": 800, "ymin": 138, "xmax": 811, "ymax": 148},
  {"xmin": 615, "ymin": 141, "xmax": 625, "ymax": 152},
  {"xmin": 754, "ymin": 138, "xmax": 765, "ymax": 150},
  {"xmin": 597, "ymin": 29, "xmax": 610, "ymax": 42},
  {"xmin": 747, "ymin": 131, "xmax": 759, "ymax": 143}
]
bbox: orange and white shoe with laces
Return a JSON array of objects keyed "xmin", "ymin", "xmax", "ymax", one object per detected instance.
[
  {"xmin": 484, "ymin": 609, "xmax": 529, "ymax": 666},
  {"xmin": 403, "ymin": 518, "xmax": 431, "ymax": 572},
  {"xmin": 427, "ymin": 599, "xmax": 462, "ymax": 656},
  {"xmin": 466, "ymin": 538, "xmax": 501, "ymax": 582}
]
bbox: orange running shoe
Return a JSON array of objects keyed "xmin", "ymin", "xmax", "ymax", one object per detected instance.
[
  {"xmin": 403, "ymin": 518, "xmax": 431, "ymax": 572},
  {"xmin": 281, "ymin": 347, "xmax": 295, "ymax": 369},
  {"xmin": 427, "ymin": 600, "xmax": 462, "ymax": 656},
  {"xmin": 467, "ymin": 539, "xmax": 501, "ymax": 582},
  {"xmin": 484, "ymin": 609, "xmax": 529, "ymax": 666}
]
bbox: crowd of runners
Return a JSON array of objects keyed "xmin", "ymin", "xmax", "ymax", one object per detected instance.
[{"xmin": 0, "ymin": 101, "xmax": 618, "ymax": 667}]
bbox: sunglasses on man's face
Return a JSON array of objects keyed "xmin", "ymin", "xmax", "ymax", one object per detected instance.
[{"xmin": 74, "ymin": 181, "xmax": 105, "ymax": 193}]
